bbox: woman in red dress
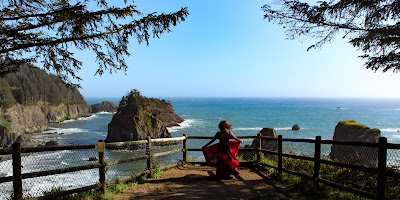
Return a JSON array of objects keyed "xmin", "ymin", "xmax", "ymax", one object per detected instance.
[{"xmin": 202, "ymin": 120, "xmax": 243, "ymax": 180}]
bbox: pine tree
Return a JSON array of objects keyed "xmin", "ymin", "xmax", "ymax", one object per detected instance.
[
  {"xmin": 263, "ymin": 0, "xmax": 400, "ymax": 73},
  {"xmin": 0, "ymin": 0, "xmax": 189, "ymax": 86}
]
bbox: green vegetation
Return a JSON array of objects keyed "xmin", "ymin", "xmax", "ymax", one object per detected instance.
[
  {"xmin": 0, "ymin": 112, "xmax": 12, "ymax": 132},
  {"xmin": 1, "ymin": 1, "xmax": 188, "ymax": 86},
  {"xmin": 263, "ymin": 0, "xmax": 400, "ymax": 73},
  {"xmin": 258, "ymin": 155, "xmax": 372, "ymax": 200},
  {"xmin": 38, "ymin": 173, "xmax": 149, "ymax": 200},
  {"xmin": 41, "ymin": 161, "xmax": 167, "ymax": 200},
  {"xmin": 0, "ymin": 65, "xmax": 86, "ymax": 111},
  {"xmin": 118, "ymin": 89, "xmax": 173, "ymax": 113}
]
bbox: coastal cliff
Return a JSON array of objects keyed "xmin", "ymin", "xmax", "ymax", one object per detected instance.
[
  {"xmin": 0, "ymin": 65, "xmax": 91, "ymax": 147},
  {"xmin": 106, "ymin": 89, "xmax": 183, "ymax": 143}
]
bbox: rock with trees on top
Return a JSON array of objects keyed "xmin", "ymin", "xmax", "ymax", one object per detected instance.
[{"xmin": 105, "ymin": 89, "xmax": 184, "ymax": 143}]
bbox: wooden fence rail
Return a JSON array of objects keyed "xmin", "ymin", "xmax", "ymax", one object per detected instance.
[
  {"xmin": 0, "ymin": 135, "xmax": 187, "ymax": 200},
  {"xmin": 187, "ymin": 135, "xmax": 400, "ymax": 200},
  {"xmin": 2, "ymin": 134, "xmax": 400, "ymax": 199}
]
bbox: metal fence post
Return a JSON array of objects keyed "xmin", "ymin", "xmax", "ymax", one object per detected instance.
[
  {"xmin": 278, "ymin": 135, "xmax": 283, "ymax": 175},
  {"xmin": 12, "ymin": 142, "xmax": 22, "ymax": 200},
  {"xmin": 377, "ymin": 137, "xmax": 387, "ymax": 200},
  {"xmin": 257, "ymin": 133, "xmax": 262, "ymax": 166},
  {"xmin": 147, "ymin": 137, "xmax": 153, "ymax": 178},
  {"xmin": 96, "ymin": 140, "xmax": 106, "ymax": 194},
  {"xmin": 313, "ymin": 136, "xmax": 321, "ymax": 188},
  {"xmin": 183, "ymin": 134, "xmax": 188, "ymax": 163}
]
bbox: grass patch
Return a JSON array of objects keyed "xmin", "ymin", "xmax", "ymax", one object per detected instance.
[{"xmin": 256, "ymin": 155, "xmax": 372, "ymax": 200}]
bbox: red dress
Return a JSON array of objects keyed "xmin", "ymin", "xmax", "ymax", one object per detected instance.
[{"xmin": 203, "ymin": 131, "xmax": 240, "ymax": 178}]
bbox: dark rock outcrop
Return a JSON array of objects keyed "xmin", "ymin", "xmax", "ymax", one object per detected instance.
[
  {"xmin": 88, "ymin": 157, "xmax": 98, "ymax": 161},
  {"xmin": 239, "ymin": 128, "xmax": 279, "ymax": 160},
  {"xmin": 91, "ymin": 101, "xmax": 118, "ymax": 113},
  {"xmin": 292, "ymin": 124, "xmax": 300, "ymax": 130},
  {"xmin": 105, "ymin": 90, "xmax": 183, "ymax": 143},
  {"xmin": 45, "ymin": 140, "xmax": 60, "ymax": 147},
  {"xmin": 329, "ymin": 120, "xmax": 380, "ymax": 166}
]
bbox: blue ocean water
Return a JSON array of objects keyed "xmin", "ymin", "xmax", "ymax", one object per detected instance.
[
  {"xmin": 38, "ymin": 97, "xmax": 400, "ymax": 144},
  {"xmin": 1, "ymin": 97, "xmax": 399, "ymax": 198}
]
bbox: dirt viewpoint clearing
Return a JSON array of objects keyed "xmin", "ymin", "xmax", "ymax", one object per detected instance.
[{"xmin": 112, "ymin": 164, "xmax": 294, "ymax": 200}]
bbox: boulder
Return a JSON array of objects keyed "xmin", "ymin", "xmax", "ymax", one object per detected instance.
[
  {"xmin": 91, "ymin": 101, "xmax": 119, "ymax": 113},
  {"xmin": 239, "ymin": 128, "xmax": 279, "ymax": 160},
  {"xmin": 329, "ymin": 120, "xmax": 380, "ymax": 166},
  {"xmin": 88, "ymin": 157, "xmax": 98, "ymax": 161},
  {"xmin": 45, "ymin": 140, "xmax": 60, "ymax": 147},
  {"xmin": 106, "ymin": 106, "xmax": 171, "ymax": 142},
  {"xmin": 292, "ymin": 124, "xmax": 300, "ymax": 130},
  {"xmin": 105, "ymin": 90, "xmax": 183, "ymax": 143},
  {"xmin": 150, "ymin": 108, "xmax": 184, "ymax": 127}
]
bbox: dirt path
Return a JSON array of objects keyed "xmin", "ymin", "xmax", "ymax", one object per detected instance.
[{"xmin": 112, "ymin": 164, "xmax": 297, "ymax": 200}]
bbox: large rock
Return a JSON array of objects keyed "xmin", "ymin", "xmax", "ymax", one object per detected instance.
[
  {"xmin": 329, "ymin": 120, "xmax": 380, "ymax": 166},
  {"xmin": 105, "ymin": 90, "xmax": 183, "ymax": 143},
  {"xmin": 45, "ymin": 140, "xmax": 60, "ymax": 147},
  {"xmin": 91, "ymin": 101, "xmax": 118, "ymax": 113},
  {"xmin": 106, "ymin": 106, "xmax": 171, "ymax": 142},
  {"xmin": 292, "ymin": 124, "xmax": 300, "ymax": 130},
  {"xmin": 239, "ymin": 128, "xmax": 279, "ymax": 160}
]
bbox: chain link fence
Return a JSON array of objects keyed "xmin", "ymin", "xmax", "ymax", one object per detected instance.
[
  {"xmin": 0, "ymin": 153, "xmax": 12, "ymax": 200},
  {"xmin": 0, "ymin": 135, "xmax": 399, "ymax": 199},
  {"xmin": 0, "ymin": 137, "xmax": 186, "ymax": 199}
]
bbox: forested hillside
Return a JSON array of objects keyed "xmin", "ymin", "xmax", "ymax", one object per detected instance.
[
  {"xmin": 0, "ymin": 64, "xmax": 86, "ymax": 110},
  {"xmin": 0, "ymin": 64, "xmax": 90, "ymax": 148}
]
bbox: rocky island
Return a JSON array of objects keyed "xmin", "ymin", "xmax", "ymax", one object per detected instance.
[
  {"xmin": 106, "ymin": 89, "xmax": 183, "ymax": 143},
  {"xmin": 91, "ymin": 101, "xmax": 118, "ymax": 113}
]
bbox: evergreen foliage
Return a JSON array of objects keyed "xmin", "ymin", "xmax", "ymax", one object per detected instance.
[
  {"xmin": 0, "ymin": 0, "xmax": 189, "ymax": 86},
  {"xmin": 118, "ymin": 89, "xmax": 172, "ymax": 113},
  {"xmin": 0, "ymin": 64, "xmax": 86, "ymax": 110},
  {"xmin": 263, "ymin": 0, "xmax": 400, "ymax": 73}
]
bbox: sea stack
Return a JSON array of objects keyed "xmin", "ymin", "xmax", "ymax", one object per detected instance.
[
  {"xmin": 292, "ymin": 124, "xmax": 300, "ymax": 131},
  {"xmin": 105, "ymin": 89, "xmax": 184, "ymax": 143},
  {"xmin": 329, "ymin": 120, "xmax": 380, "ymax": 166},
  {"xmin": 240, "ymin": 128, "xmax": 279, "ymax": 160},
  {"xmin": 91, "ymin": 101, "xmax": 118, "ymax": 113}
]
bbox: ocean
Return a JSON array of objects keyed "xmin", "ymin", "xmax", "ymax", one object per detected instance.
[
  {"xmin": 36, "ymin": 97, "xmax": 400, "ymax": 145},
  {"xmin": 1, "ymin": 97, "xmax": 400, "ymax": 198}
]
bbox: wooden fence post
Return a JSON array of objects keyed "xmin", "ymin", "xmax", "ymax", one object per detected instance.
[
  {"xmin": 96, "ymin": 140, "xmax": 106, "ymax": 194},
  {"xmin": 147, "ymin": 137, "xmax": 153, "ymax": 178},
  {"xmin": 377, "ymin": 137, "xmax": 387, "ymax": 200},
  {"xmin": 278, "ymin": 135, "xmax": 283, "ymax": 175},
  {"xmin": 183, "ymin": 134, "xmax": 188, "ymax": 163},
  {"xmin": 12, "ymin": 142, "xmax": 22, "ymax": 200},
  {"xmin": 257, "ymin": 133, "xmax": 262, "ymax": 166},
  {"xmin": 313, "ymin": 136, "xmax": 321, "ymax": 188}
]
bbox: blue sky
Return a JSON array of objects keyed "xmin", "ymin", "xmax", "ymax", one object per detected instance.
[{"xmin": 76, "ymin": 0, "xmax": 400, "ymax": 98}]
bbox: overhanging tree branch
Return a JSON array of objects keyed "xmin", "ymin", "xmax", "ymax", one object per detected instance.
[
  {"xmin": 0, "ymin": 0, "xmax": 189, "ymax": 86},
  {"xmin": 263, "ymin": 0, "xmax": 400, "ymax": 73}
]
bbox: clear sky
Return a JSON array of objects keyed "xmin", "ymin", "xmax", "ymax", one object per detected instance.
[{"xmin": 76, "ymin": 0, "xmax": 400, "ymax": 99}]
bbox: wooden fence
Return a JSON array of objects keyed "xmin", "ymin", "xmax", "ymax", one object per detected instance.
[
  {"xmin": 1, "ymin": 134, "xmax": 399, "ymax": 200},
  {"xmin": 187, "ymin": 135, "xmax": 400, "ymax": 200},
  {"xmin": 0, "ymin": 134, "xmax": 188, "ymax": 200}
]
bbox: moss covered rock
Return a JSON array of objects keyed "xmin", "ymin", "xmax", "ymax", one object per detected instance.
[{"xmin": 329, "ymin": 120, "xmax": 380, "ymax": 166}]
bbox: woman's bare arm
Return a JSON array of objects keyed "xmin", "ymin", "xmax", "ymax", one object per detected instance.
[
  {"xmin": 230, "ymin": 132, "xmax": 243, "ymax": 143},
  {"xmin": 203, "ymin": 133, "xmax": 218, "ymax": 148}
]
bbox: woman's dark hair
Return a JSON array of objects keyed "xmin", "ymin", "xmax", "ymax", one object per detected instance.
[{"xmin": 219, "ymin": 120, "xmax": 232, "ymax": 131}]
